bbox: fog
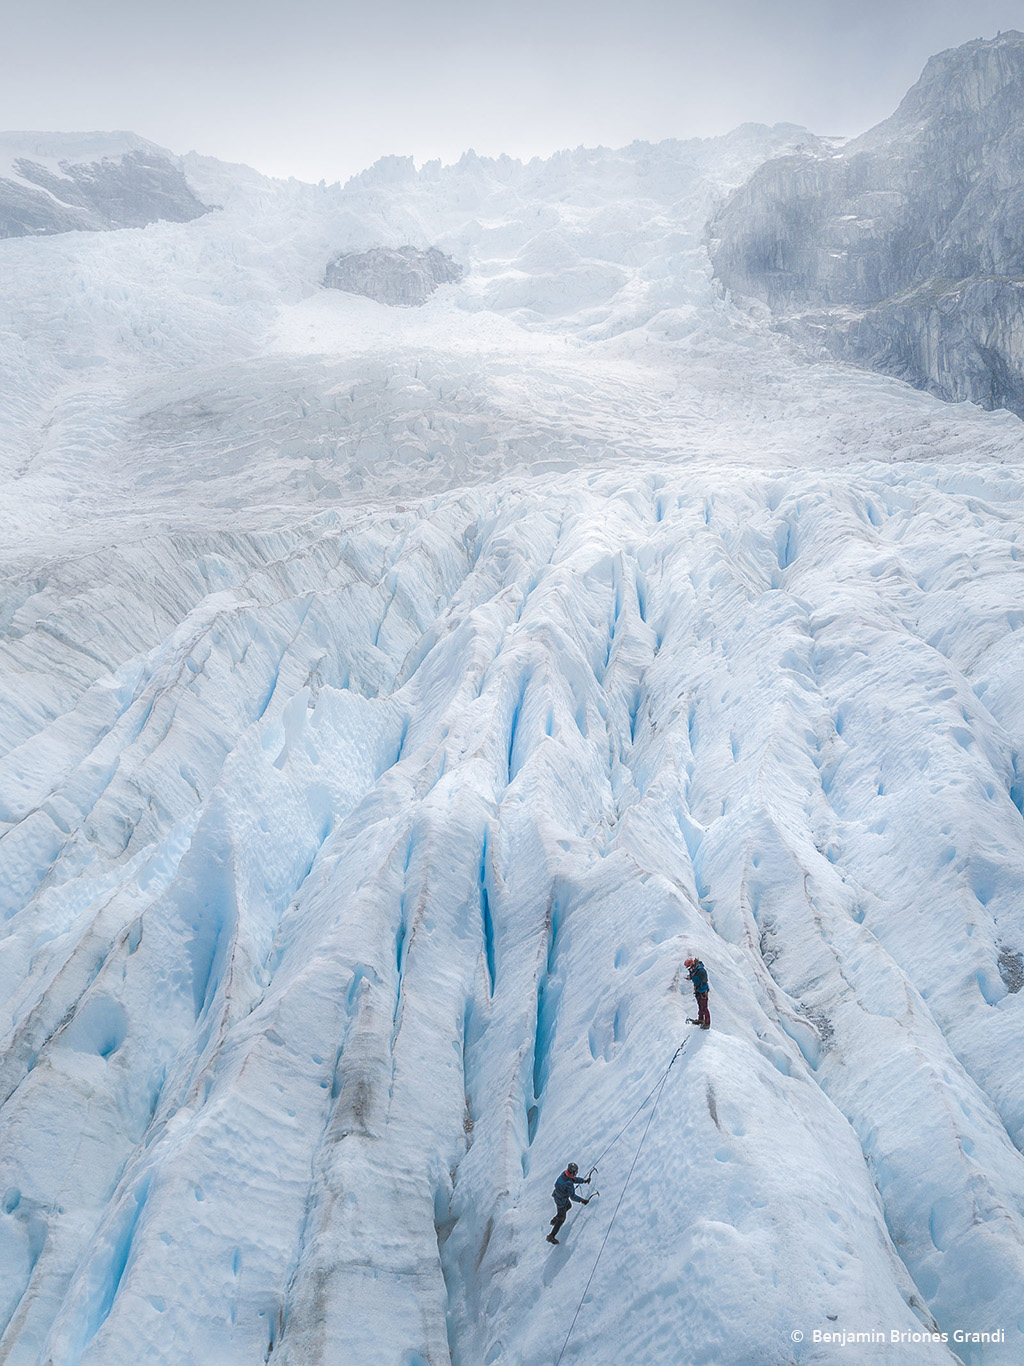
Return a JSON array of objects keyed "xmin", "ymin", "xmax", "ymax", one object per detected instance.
[{"xmin": 3, "ymin": 0, "xmax": 1023, "ymax": 182}]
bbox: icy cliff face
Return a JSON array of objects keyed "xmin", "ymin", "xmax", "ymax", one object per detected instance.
[
  {"xmin": 1, "ymin": 106, "xmax": 1024, "ymax": 1366},
  {"xmin": 709, "ymin": 32, "xmax": 1024, "ymax": 416},
  {"xmin": 0, "ymin": 132, "xmax": 211, "ymax": 237},
  {"xmin": 324, "ymin": 245, "xmax": 464, "ymax": 306}
]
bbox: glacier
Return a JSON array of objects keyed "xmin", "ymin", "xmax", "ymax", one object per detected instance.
[{"xmin": 1, "ymin": 88, "xmax": 1024, "ymax": 1366}]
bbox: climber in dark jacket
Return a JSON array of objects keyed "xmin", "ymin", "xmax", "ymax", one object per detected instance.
[
  {"xmin": 685, "ymin": 956, "xmax": 711, "ymax": 1030},
  {"xmin": 547, "ymin": 1162, "xmax": 591, "ymax": 1243}
]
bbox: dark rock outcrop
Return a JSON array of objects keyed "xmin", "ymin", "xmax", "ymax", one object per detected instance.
[
  {"xmin": 324, "ymin": 245, "xmax": 463, "ymax": 306},
  {"xmin": 709, "ymin": 31, "xmax": 1024, "ymax": 416},
  {"xmin": 0, "ymin": 144, "xmax": 211, "ymax": 238}
]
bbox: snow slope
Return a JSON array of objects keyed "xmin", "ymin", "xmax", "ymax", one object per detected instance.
[
  {"xmin": 1, "ymin": 117, "xmax": 1024, "ymax": 1366},
  {"xmin": 0, "ymin": 133, "xmax": 209, "ymax": 239}
]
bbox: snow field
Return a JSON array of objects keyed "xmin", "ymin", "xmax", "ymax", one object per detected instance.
[
  {"xmin": 4, "ymin": 128, "xmax": 1024, "ymax": 553},
  {"xmin": 1, "ymin": 465, "xmax": 1023, "ymax": 1363}
]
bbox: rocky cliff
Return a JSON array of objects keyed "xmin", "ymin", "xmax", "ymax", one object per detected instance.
[
  {"xmin": 709, "ymin": 31, "xmax": 1024, "ymax": 416},
  {"xmin": 0, "ymin": 133, "xmax": 211, "ymax": 237},
  {"xmin": 324, "ymin": 245, "xmax": 463, "ymax": 306}
]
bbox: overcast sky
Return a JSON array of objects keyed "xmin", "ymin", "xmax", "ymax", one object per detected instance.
[{"xmin": 3, "ymin": 0, "xmax": 1024, "ymax": 182}]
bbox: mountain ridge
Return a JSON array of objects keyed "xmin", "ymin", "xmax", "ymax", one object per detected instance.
[
  {"xmin": 709, "ymin": 31, "xmax": 1024, "ymax": 416},
  {"xmin": 0, "ymin": 131, "xmax": 211, "ymax": 237}
]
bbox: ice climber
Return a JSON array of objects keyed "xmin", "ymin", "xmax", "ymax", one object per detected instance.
[
  {"xmin": 685, "ymin": 956, "xmax": 711, "ymax": 1030},
  {"xmin": 547, "ymin": 1162, "xmax": 591, "ymax": 1243}
]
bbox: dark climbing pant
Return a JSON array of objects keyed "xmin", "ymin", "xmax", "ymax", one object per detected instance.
[
  {"xmin": 551, "ymin": 1201, "xmax": 571, "ymax": 1236},
  {"xmin": 695, "ymin": 991, "xmax": 711, "ymax": 1029}
]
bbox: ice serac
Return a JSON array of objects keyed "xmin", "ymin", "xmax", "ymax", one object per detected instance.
[
  {"xmin": 0, "ymin": 132, "xmax": 211, "ymax": 237},
  {"xmin": 3, "ymin": 476, "xmax": 1024, "ymax": 1366},
  {"xmin": 324, "ymin": 245, "xmax": 464, "ymax": 306},
  {"xmin": 709, "ymin": 31, "xmax": 1024, "ymax": 416}
]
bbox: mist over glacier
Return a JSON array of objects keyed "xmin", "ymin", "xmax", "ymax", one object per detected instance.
[{"xmin": 2, "ymin": 55, "xmax": 1024, "ymax": 1366}]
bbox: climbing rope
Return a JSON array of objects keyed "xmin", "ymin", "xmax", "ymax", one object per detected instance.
[
  {"xmin": 554, "ymin": 1040, "xmax": 687, "ymax": 1366},
  {"xmin": 585, "ymin": 1041, "xmax": 687, "ymax": 1175}
]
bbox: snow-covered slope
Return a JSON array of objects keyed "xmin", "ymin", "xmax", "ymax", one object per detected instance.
[
  {"xmin": 0, "ymin": 132, "xmax": 210, "ymax": 239},
  {"xmin": 1, "ymin": 103, "xmax": 1024, "ymax": 1366}
]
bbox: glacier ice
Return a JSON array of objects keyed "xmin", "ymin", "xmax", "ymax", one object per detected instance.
[{"xmin": 1, "ymin": 103, "xmax": 1024, "ymax": 1366}]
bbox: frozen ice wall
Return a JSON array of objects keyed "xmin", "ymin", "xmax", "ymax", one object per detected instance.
[{"xmin": 1, "ymin": 113, "xmax": 1024, "ymax": 1366}]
